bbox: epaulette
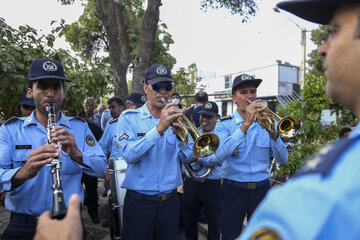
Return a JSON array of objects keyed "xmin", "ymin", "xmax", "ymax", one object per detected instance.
[
  {"xmin": 220, "ymin": 116, "xmax": 232, "ymax": 121},
  {"xmin": 71, "ymin": 116, "xmax": 86, "ymax": 122},
  {"xmin": 4, "ymin": 117, "xmax": 20, "ymax": 125},
  {"xmin": 109, "ymin": 118, "xmax": 118, "ymax": 124},
  {"xmin": 123, "ymin": 109, "xmax": 139, "ymax": 115}
]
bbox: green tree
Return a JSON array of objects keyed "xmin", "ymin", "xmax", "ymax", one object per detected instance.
[
  {"xmin": 0, "ymin": 18, "xmax": 111, "ymax": 120},
  {"xmin": 172, "ymin": 63, "xmax": 200, "ymax": 108},
  {"xmin": 276, "ymin": 25, "xmax": 356, "ymax": 176}
]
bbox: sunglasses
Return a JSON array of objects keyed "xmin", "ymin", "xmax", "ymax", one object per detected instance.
[{"xmin": 151, "ymin": 82, "xmax": 173, "ymax": 92}]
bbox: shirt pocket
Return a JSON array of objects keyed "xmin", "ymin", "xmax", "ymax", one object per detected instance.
[
  {"xmin": 12, "ymin": 150, "xmax": 32, "ymax": 168},
  {"xmin": 256, "ymin": 138, "xmax": 270, "ymax": 148}
]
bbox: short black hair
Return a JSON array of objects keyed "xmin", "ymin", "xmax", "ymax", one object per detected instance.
[
  {"xmin": 195, "ymin": 90, "xmax": 208, "ymax": 103},
  {"xmin": 171, "ymin": 92, "xmax": 181, "ymax": 100},
  {"xmin": 108, "ymin": 97, "xmax": 124, "ymax": 107}
]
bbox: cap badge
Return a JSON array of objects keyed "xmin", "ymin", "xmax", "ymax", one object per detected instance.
[
  {"xmin": 204, "ymin": 103, "xmax": 212, "ymax": 109},
  {"xmin": 241, "ymin": 74, "xmax": 252, "ymax": 80},
  {"xmin": 43, "ymin": 61, "xmax": 57, "ymax": 72},
  {"xmin": 141, "ymin": 96, "xmax": 147, "ymax": 103},
  {"xmin": 156, "ymin": 65, "xmax": 167, "ymax": 75}
]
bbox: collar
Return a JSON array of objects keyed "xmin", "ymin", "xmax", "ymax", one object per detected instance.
[
  {"xmin": 233, "ymin": 110, "xmax": 244, "ymax": 125},
  {"xmin": 23, "ymin": 111, "xmax": 71, "ymax": 129},
  {"xmin": 139, "ymin": 103, "xmax": 152, "ymax": 119},
  {"xmin": 348, "ymin": 123, "xmax": 360, "ymax": 138}
]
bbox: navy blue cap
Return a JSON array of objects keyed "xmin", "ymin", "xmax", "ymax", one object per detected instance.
[
  {"xmin": 277, "ymin": 0, "xmax": 342, "ymax": 25},
  {"xmin": 232, "ymin": 74, "xmax": 262, "ymax": 90},
  {"xmin": 127, "ymin": 92, "xmax": 146, "ymax": 107},
  {"xmin": 16, "ymin": 91, "xmax": 35, "ymax": 107},
  {"xmin": 145, "ymin": 64, "xmax": 176, "ymax": 85},
  {"xmin": 199, "ymin": 101, "xmax": 219, "ymax": 117},
  {"xmin": 28, "ymin": 59, "xmax": 72, "ymax": 82}
]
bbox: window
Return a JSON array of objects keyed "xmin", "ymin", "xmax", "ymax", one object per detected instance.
[{"xmin": 224, "ymin": 75, "xmax": 232, "ymax": 89}]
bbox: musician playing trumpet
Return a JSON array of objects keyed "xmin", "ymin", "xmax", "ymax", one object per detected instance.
[
  {"xmin": 0, "ymin": 59, "xmax": 107, "ymax": 240},
  {"xmin": 183, "ymin": 101, "xmax": 223, "ymax": 240},
  {"xmin": 115, "ymin": 64, "xmax": 195, "ymax": 240},
  {"xmin": 217, "ymin": 74, "xmax": 288, "ymax": 240}
]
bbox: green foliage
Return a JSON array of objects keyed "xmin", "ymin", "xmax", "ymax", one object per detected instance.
[
  {"xmin": 172, "ymin": 63, "xmax": 200, "ymax": 108},
  {"xmin": 0, "ymin": 17, "xmax": 112, "ymax": 120},
  {"xmin": 200, "ymin": 0, "xmax": 258, "ymax": 21},
  {"xmin": 277, "ymin": 74, "xmax": 356, "ymax": 176}
]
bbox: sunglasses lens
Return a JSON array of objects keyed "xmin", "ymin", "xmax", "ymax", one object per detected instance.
[
  {"xmin": 164, "ymin": 83, "xmax": 173, "ymax": 92},
  {"xmin": 152, "ymin": 83, "xmax": 162, "ymax": 92}
]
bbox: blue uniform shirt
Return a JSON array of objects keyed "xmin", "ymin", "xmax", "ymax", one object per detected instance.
[
  {"xmin": 116, "ymin": 104, "xmax": 194, "ymax": 195},
  {"xmin": 101, "ymin": 109, "xmax": 112, "ymax": 130},
  {"xmin": 239, "ymin": 124, "xmax": 360, "ymax": 240},
  {"xmin": 0, "ymin": 112, "xmax": 107, "ymax": 215},
  {"xmin": 216, "ymin": 110, "xmax": 288, "ymax": 182},
  {"xmin": 99, "ymin": 118, "xmax": 120, "ymax": 159}
]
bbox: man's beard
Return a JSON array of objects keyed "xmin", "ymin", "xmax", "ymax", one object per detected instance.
[{"xmin": 34, "ymin": 98, "xmax": 63, "ymax": 116}]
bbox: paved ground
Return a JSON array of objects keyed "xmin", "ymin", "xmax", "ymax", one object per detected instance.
[{"xmin": 0, "ymin": 179, "xmax": 207, "ymax": 240}]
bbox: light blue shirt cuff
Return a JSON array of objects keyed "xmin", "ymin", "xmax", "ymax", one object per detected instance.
[
  {"xmin": 3, "ymin": 168, "xmax": 21, "ymax": 191},
  {"xmin": 147, "ymin": 127, "xmax": 162, "ymax": 143}
]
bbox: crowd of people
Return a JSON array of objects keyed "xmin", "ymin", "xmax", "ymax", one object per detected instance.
[{"xmin": 0, "ymin": 0, "xmax": 360, "ymax": 239}]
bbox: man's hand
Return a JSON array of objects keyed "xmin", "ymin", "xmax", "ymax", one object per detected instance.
[
  {"xmin": 52, "ymin": 127, "xmax": 82, "ymax": 162},
  {"xmin": 240, "ymin": 99, "xmax": 265, "ymax": 134},
  {"xmin": 104, "ymin": 168, "xmax": 110, "ymax": 181},
  {"xmin": 34, "ymin": 194, "xmax": 83, "ymax": 240},
  {"xmin": 258, "ymin": 115, "xmax": 279, "ymax": 141},
  {"xmin": 156, "ymin": 102, "xmax": 184, "ymax": 135},
  {"xmin": 12, "ymin": 144, "xmax": 58, "ymax": 187}
]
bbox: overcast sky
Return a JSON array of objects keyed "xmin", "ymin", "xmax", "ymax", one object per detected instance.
[{"xmin": 0, "ymin": 0, "xmax": 319, "ymax": 77}]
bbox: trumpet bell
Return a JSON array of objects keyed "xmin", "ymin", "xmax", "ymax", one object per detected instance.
[
  {"xmin": 278, "ymin": 116, "xmax": 301, "ymax": 139},
  {"xmin": 193, "ymin": 132, "xmax": 220, "ymax": 158}
]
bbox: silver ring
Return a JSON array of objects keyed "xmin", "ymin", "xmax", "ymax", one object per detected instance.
[{"xmin": 168, "ymin": 110, "xmax": 173, "ymax": 115}]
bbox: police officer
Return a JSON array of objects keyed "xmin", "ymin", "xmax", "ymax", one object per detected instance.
[
  {"xmin": 239, "ymin": 1, "xmax": 360, "ymax": 239},
  {"xmin": 0, "ymin": 58, "xmax": 107, "ymax": 240},
  {"xmin": 116, "ymin": 64, "xmax": 194, "ymax": 240},
  {"xmin": 125, "ymin": 92, "xmax": 146, "ymax": 110},
  {"xmin": 216, "ymin": 74, "xmax": 288, "ymax": 240},
  {"xmin": 16, "ymin": 90, "xmax": 35, "ymax": 117},
  {"xmin": 183, "ymin": 101, "xmax": 222, "ymax": 240}
]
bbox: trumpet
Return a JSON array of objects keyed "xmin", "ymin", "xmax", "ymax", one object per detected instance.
[
  {"xmin": 248, "ymin": 100, "xmax": 300, "ymax": 139},
  {"xmin": 161, "ymin": 98, "xmax": 219, "ymax": 180}
]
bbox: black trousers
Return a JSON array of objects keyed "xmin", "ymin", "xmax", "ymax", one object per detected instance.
[
  {"xmin": 81, "ymin": 173, "xmax": 99, "ymax": 216},
  {"xmin": 123, "ymin": 190, "xmax": 180, "ymax": 240},
  {"xmin": 221, "ymin": 179, "xmax": 270, "ymax": 240},
  {"xmin": 183, "ymin": 178, "xmax": 221, "ymax": 240},
  {"xmin": 2, "ymin": 212, "xmax": 88, "ymax": 240}
]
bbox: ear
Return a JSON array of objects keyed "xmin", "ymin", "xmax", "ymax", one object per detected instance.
[
  {"xmin": 232, "ymin": 95, "xmax": 237, "ymax": 105},
  {"xmin": 144, "ymin": 84, "xmax": 149, "ymax": 94},
  {"xmin": 27, "ymin": 88, "xmax": 33, "ymax": 99}
]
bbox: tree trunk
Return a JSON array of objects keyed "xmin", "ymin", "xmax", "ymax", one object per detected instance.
[
  {"xmin": 94, "ymin": 0, "xmax": 131, "ymax": 101},
  {"xmin": 131, "ymin": 0, "xmax": 161, "ymax": 93}
]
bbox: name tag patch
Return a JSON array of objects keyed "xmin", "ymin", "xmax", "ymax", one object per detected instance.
[
  {"xmin": 137, "ymin": 133, "xmax": 146, "ymax": 137},
  {"xmin": 15, "ymin": 145, "xmax": 32, "ymax": 149}
]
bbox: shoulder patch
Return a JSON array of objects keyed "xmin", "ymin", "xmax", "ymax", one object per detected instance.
[
  {"xmin": 123, "ymin": 109, "xmax": 139, "ymax": 115},
  {"xmin": 71, "ymin": 116, "xmax": 86, "ymax": 122},
  {"xmin": 249, "ymin": 228, "xmax": 282, "ymax": 240},
  {"xmin": 220, "ymin": 116, "xmax": 232, "ymax": 121},
  {"xmin": 4, "ymin": 117, "xmax": 20, "ymax": 125},
  {"xmin": 109, "ymin": 118, "xmax": 118, "ymax": 124},
  {"xmin": 85, "ymin": 134, "xmax": 96, "ymax": 147}
]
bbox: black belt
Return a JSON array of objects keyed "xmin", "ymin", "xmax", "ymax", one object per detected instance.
[
  {"xmin": 10, "ymin": 212, "xmax": 39, "ymax": 225},
  {"xmin": 223, "ymin": 178, "xmax": 269, "ymax": 190},
  {"xmin": 186, "ymin": 177, "xmax": 219, "ymax": 183},
  {"xmin": 127, "ymin": 189, "xmax": 177, "ymax": 201}
]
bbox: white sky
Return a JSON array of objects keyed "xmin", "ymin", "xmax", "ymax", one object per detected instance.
[{"xmin": 0, "ymin": 0, "xmax": 319, "ymax": 77}]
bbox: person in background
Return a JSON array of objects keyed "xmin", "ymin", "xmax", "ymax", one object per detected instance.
[
  {"xmin": 0, "ymin": 58, "xmax": 107, "ymax": 240},
  {"xmin": 101, "ymin": 107, "xmax": 112, "ymax": 131},
  {"xmin": 125, "ymin": 92, "xmax": 146, "ymax": 109},
  {"xmin": 239, "ymin": 1, "xmax": 360, "ymax": 239},
  {"xmin": 217, "ymin": 74, "xmax": 288, "ymax": 240},
  {"xmin": 94, "ymin": 104, "xmax": 107, "ymax": 125},
  {"xmin": 16, "ymin": 90, "xmax": 35, "ymax": 117},
  {"xmin": 170, "ymin": 92, "xmax": 182, "ymax": 109},
  {"xmin": 83, "ymin": 97, "xmax": 100, "ymax": 127},
  {"xmin": 183, "ymin": 101, "xmax": 222, "ymax": 240},
  {"xmin": 185, "ymin": 90, "xmax": 208, "ymax": 128}
]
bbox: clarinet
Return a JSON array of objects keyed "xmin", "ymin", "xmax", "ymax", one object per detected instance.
[{"xmin": 46, "ymin": 103, "xmax": 67, "ymax": 219}]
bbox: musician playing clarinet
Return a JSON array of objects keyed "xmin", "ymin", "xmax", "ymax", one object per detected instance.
[{"xmin": 0, "ymin": 58, "xmax": 107, "ymax": 240}]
